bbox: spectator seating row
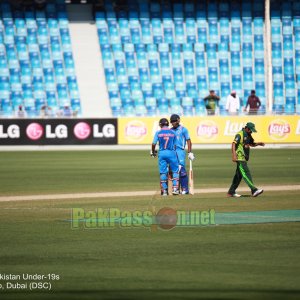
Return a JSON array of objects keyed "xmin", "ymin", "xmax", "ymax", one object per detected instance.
[
  {"xmin": 0, "ymin": 0, "xmax": 81, "ymax": 117},
  {"xmin": 271, "ymin": 0, "xmax": 300, "ymax": 114},
  {"xmin": 97, "ymin": 0, "xmax": 270, "ymax": 116}
]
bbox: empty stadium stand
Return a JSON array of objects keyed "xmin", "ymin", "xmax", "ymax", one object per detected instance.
[
  {"xmin": 0, "ymin": 0, "xmax": 81, "ymax": 117},
  {"xmin": 96, "ymin": 0, "xmax": 269, "ymax": 116},
  {"xmin": 0, "ymin": 0, "xmax": 299, "ymax": 117},
  {"xmin": 271, "ymin": 0, "xmax": 300, "ymax": 114}
]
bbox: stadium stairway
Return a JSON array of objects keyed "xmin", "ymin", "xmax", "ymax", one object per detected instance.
[{"xmin": 67, "ymin": 4, "xmax": 111, "ymax": 118}]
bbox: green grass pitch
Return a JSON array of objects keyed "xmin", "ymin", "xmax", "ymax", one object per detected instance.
[{"xmin": 0, "ymin": 149, "xmax": 299, "ymax": 299}]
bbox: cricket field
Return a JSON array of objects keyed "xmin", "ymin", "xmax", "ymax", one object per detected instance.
[{"xmin": 0, "ymin": 149, "xmax": 299, "ymax": 299}]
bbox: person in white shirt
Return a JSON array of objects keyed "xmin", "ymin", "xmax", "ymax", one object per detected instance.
[{"xmin": 226, "ymin": 90, "xmax": 240, "ymax": 115}]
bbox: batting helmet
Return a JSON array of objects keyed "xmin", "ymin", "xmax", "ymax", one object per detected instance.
[
  {"xmin": 159, "ymin": 118, "xmax": 169, "ymax": 127},
  {"xmin": 170, "ymin": 114, "xmax": 180, "ymax": 122}
]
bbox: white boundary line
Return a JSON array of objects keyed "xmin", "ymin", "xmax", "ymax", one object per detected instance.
[{"xmin": 0, "ymin": 185, "xmax": 299, "ymax": 202}]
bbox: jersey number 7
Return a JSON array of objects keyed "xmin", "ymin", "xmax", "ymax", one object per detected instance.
[{"xmin": 163, "ymin": 137, "xmax": 169, "ymax": 149}]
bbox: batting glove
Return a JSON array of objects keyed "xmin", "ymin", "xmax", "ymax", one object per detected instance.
[
  {"xmin": 188, "ymin": 152, "xmax": 195, "ymax": 161},
  {"xmin": 150, "ymin": 150, "xmax": 157, "ymax": 158}
]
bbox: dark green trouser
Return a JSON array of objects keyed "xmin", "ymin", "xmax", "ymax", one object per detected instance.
[{"xmin": 228, "ymin": 161, "xmax": 257, "ymax": 195}]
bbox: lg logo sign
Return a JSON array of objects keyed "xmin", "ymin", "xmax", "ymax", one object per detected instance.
[
  {"xmin": 73, "ymin": 122, "xmax": 91, "ymax": 140},
  {"xmin": 0, "ymin": 124, "xmax": 20, "ymax": 138},
  {"xmin": 0, "ymin": 122, "xmax": 116, "ymax": 141},
  {"xmin": 26, "ymin": 123, "xmax": 68, "ymax": 140},
  {"xmin": 26, "ymin": 123, "xmax": 43, "ymax": 140},
  {"xmin": 0, "ymin": 120, "xmax": 117, "ymax": 145},
  {"xmin": 74, "ymin": 122, "xmax": 115, "ymax": 140}
]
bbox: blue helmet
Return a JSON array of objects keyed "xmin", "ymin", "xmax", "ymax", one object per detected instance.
[
  {"xmin": 159, "ymin": 118, "xmax": 169, "ymax": 127},
  {"xmin": 170, "ymin": 114, "xmax": 180, "ymax": 122}
]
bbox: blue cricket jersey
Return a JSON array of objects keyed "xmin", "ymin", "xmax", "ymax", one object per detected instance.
[
  {"xmin": 152, "ymin": 127, "xmax": 176, "ymax": 151},
  {"xmin": 171, "ymin": 125, "xmax": 190, "ymax": 150}
]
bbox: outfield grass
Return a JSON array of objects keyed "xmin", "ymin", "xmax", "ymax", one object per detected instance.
[
  {"xmin": 0, "ymin": 150, "xmax": 299, "ymax": 299},
  {"xmin": 0, "ymin": 192, "xmax": 299, "ymax": 299},
  {"xmin": 0, "ymin": 149, "xmax": 299, "ymax": 195}
]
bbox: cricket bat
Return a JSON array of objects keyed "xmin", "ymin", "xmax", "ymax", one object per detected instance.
[{"xmin": 189, "ymin": 160, "xmax": 194, "ymax": 195}]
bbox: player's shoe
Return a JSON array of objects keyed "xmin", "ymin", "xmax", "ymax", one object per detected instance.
[
  {"xmin": 252, "ymin": 189, "xmax": 263, "ymax": 197},
  {"xmin": 172, "ymin": 188, "xmax": 180, "ymax": 195},
  {"xmin": 162, "ymin": 190, "xmax": 168, "ymax": 196},
  {"xmin": 181, "ymin": 190, "xmax": 189, "ymax": 195},
  {"xmin": 227, "ymin": 193, "xmax": 241, "ymax": 198}
]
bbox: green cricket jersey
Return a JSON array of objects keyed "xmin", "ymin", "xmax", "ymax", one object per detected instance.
[
  {"xmin": 204, "ymin": 95, "xmax": 218, "ymax": 110},
  {"xmin": 233, "ymin": 129, "xmax": 253, "ymax": 161}
]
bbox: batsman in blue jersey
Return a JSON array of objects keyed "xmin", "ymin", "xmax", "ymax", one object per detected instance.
[
  {"xmin": 151, "ymin": 118, "xmax": 180, "ymax": 196},
  {"xmin": 170, "ymin": 114, "xmax": 195, "ymax": 194}
]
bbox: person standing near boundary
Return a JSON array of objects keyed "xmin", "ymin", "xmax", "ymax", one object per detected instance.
[
  {"xmin": 226, "ymin": 90, "xmax": 240, "ymax": 115},
  {"xmin": 170, "ymin": 114, "xmax": 195, "ymax": 195},
  {"xmin": 228, "ymin": 122, "xmax": 265, "ymax": 197},
  {"xmin": 151, "ymin": 118, "xmax": 180, "ymax": 196},
  {"xmin": 204, "ymin": 90, "xmax": 220, "ymax": 115},
  {"xmin": 244, "ymin": 90, "xmax": 261, "ymax": 115}
]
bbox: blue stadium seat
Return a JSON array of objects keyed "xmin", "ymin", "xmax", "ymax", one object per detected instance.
[
  {"xmin": 169, "ymin": 104, "xmax": 182, "ymax": 115},
  {"xmin": 273, "ymin": 104, "xmax": 284, "ymax": 114},
  {"xmin": 186, "ymin": 18, "xmax": 196, "ymax": 44},
  {"xmin": 157, "ymin": 103, "xmax": 168, "ymax": 115},
  {"xmin": 94, "ymin": 1, "xmax": 300, "ymax": 116},
  {"xmin": 140, "ymin": 19, "xmax": 152, "ymax": 44},
  {"xmin": 221, "ymin": 82, "xmax": 231, "ymax": 97},
  {"xmin": 197, "ymin": 23, "xmax": 207, "ymax": 44},
  {"xmin": 134, "ymin": 104, "xmax": 146, "ymax": 116},
  {"xmin": 145, "ymin": 96, "xmax": 156, "ymax": 111},
  {"xmin": 194, "ymin": 105, "xmax": 206, "ymax": 116}
]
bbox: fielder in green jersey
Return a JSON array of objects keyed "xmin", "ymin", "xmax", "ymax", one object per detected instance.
[{"xmin": 228, "ymin": 122, "xmax": 265, "ymax": 197}]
